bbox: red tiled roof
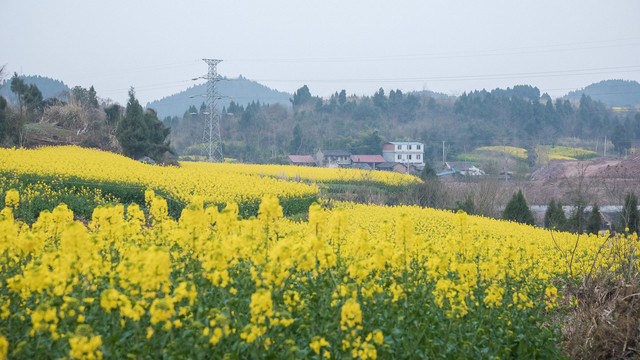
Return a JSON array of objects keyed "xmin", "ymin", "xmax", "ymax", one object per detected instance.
[
  {"xmin": 288, "ymin": 155, "xmax": 315, "ymax": 163},
  {"xmin": 350, "ymin": 155, "xmax": 385, "ymax": 163}
]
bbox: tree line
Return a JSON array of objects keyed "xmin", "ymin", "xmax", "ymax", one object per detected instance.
[
  {"xmin": 2, "ymin": 68, "xmax": 639, "ymax": 168},
  {"xmin": 163, "ymin": 84, "xmax": 640, "ymax": 164}
]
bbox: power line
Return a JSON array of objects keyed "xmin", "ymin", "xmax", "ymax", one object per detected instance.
[
  {"xmin": 226, "ymin": 37, "xmax": 640, "ymax": 64},
  {"xmin": 250, "ymin": 65, "xmax": 640, "ymax": 84}
]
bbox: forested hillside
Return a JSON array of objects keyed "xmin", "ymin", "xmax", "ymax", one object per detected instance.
[
  {"xmin": 167, "ymin": 84, "xmax": 640, "ymax": 164},
  {"xmin": 145, "ymin": 76, "xmax": 292, "ymax": 119},
  {"xmin": 0, "ymin": 75, "xmax": 69, "ymax": 104},
  {"xmin": 566, "ymin": 79, "xmax": 640, "ymax": 107}
]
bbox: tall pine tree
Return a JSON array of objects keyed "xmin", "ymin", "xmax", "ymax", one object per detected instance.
[
  {"xmin": 502, "ymin": 190, "xmax": 535, "ymax": 225},
  {"xmin": 116, "ymin": 88, "xmax": 171, "ymax": 160},
  {"xmin": 544, "ymin": 199, "xmax": 566, "ymax": 230},
  {"xmin": 586, "ymin": 203, "xmax": 602, "ymax": 235}
]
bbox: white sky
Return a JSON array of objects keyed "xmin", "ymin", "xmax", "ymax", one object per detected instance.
[{"xmin": 2, "ymin": 0, "xmax": 639, "ymax": 105}]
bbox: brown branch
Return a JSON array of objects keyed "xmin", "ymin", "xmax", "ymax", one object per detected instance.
[
  {"xmin": 550, "ymin": 229, "xmax": 573, "ymax": 278},
  {"xmin": 585, "ymin": 235, "xmax": 613, "ymax": 285}
]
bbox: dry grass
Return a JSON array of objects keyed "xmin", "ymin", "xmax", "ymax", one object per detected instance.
[
  {"xmin": 562, "ymin": 280, "xmax": 640, "ymax": 359},
  {"xmin": 559, "ymin": 233, "xmax": 640, "ymax": 359}
]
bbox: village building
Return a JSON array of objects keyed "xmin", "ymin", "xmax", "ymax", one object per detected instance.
[
  {"xmin": 382, "ymin": 142, "xmax": 425, "ymax": 165},
  {"xmin": 381, "ymin": 141, "xmax": 425, "ymax": 173},
  {"xmin": 288, "ymin": 155, "xmax": 316, "ymax": 166},
  {"xmin": 443, "ymin": 161, "xmax": 485, "ymax": 176},
  {"xmin": 315, "ymin": 149, "xmax": 352, "ymax": 168},
  {"xmin": 350, "ymin": 154, "xmax": 386, "ymax": 170}
]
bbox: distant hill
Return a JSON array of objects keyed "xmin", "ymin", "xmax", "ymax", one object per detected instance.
[
  {"xmin": 145, "ymin": 76, "xmax": 292, "ymax": 119},
  {"xmin": 565, "ymin": 79, "xmax": 640, "ymax": 107},
  {"xmin": 0, "ymin": 75, "xmax": 70, "ymax": 105},
  {"xmin": 411, "ymin": 89, "xmax": 452, "ymax": 99}
]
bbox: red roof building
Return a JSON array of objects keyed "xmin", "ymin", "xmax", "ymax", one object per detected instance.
[
  {"xmin": 350, "ymin": 155, "xmax": 386, "ymax": 170},
  {"xmin": 288, "ymin": 155, "xmax": 316, "ymax": 166}
]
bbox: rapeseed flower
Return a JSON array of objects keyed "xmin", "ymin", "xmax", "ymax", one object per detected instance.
[
  {"xmin": 4, "ymin": 189, "xmax": 19, "ymax": 209},
  {"xmin": 310, "ymin": 336, "xmax": 330, "ymax": 355}
]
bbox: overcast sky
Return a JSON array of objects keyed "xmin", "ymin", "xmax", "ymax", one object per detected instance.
[{"xmin": 2, "ymin": 0, "xmax": 639, "ymax": 105}]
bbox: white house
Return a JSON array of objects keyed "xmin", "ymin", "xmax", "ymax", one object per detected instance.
[{"xmin": 382, "ymin": 141, "xmax": 425, "ymax": 166}]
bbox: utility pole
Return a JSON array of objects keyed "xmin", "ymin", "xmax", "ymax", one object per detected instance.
[
  {"xmin": 202, "ymin": 59, "xmax": 223, "ymax": 162},
  {"xmin": 442, "ymin": 140, "xmax": 445, "ymax": 165}
]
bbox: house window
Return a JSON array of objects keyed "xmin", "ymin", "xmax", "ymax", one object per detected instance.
[
  {"xmin": 408, "ymin": 155, "xmax": 412, "ymax": 160},
  {"xmin": 397, "ymin": 154, "xmax": 401, "ymax": 160},
  {"xmin": 397, "ymin": 145, "xmax": 402, "ymax": 150},
  {"xmin": 417, "ymin": 154, "xmax": 421, "ymax": 160},
  {"xmin": 417, "ymin": 145, "xmax": 421, "ymax": 150},
  {"xmin": 408, "ymin": 145, "xmax": 412, "ymax": 150}
]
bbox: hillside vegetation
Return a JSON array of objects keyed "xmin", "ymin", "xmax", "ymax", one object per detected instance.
[
  {"xmin": 145, "ymin": 76, "xmax": 292, "ymax": 119},
  {"xmin": 166, "ymin": 85, "xmax": 640, "ymax": 166},
  {"xmin": 566, "ymin": 79, "xmax": 640, "ymax": 107}
]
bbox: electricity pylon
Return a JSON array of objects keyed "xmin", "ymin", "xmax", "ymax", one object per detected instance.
[{"xmin": 202, "ymin": 59, "xmax": 223, "ymax": 162}]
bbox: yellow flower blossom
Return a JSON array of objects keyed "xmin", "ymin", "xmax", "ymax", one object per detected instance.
[
  {"xmin": 340, "ymin": 298, "xmax": 362, "ymax": 331},
  {"xmin": 4, "ymin": 189, "xmax": 19, "ymax": 209},
  {"xmin": 68, "ymin": 326, "xmax": 102, "ymax": 360},
  {"xmin": 0, "ymin": 335, "xmax": 8, "ymax": 360},
  {"xmin": 310, "ymin": 336, "xmax": 330, "ymax": 355}
]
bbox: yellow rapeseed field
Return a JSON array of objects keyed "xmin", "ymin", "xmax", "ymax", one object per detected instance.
[
  {"xmin": 1, "ymin": 188, "xmax": 635, "ymax": 358},
  {"xmin": 477, "ymin": 146, "xmax": 527, "ymax": 159},
  {"xmin": 1, "ymin": 145, "xmax": 636, "ymax": 358},
  {"xmin": 187, "ymin": 162, "xmax": 421, "ymax": 187},
  {"xmin": 0, "ymin": 146, "xmax": 318, "ymax": 208}
]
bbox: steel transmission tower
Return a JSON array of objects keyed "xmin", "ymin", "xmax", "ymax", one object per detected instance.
[{"xmin": 202, "ymin": 59, "xmax": 223, "ymax": 162}]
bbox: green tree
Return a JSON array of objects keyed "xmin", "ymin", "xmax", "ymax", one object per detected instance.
[
  {"xmin": 116, "ymin": 88, "xmax": 171, "ymax": 160},
  {"xmin": 8, "ymin": 73, "xmax": 32, "ymax": 146},
  {"xmin": 104, "ymin": 104, "xmax": 123, "ymax": 127},
  {"xmin": 117, "ymin": 88, "xmax": 148, "ymax": 158},
  {"xmin": 544, "ymin": 199, "xmax": 566, "ymax": 230},
  {"xmin": 502, "ymin": 190, "xmax": 535, "ymax": 225},
  {"xmin": 291, "ymin": 85, "xmax": 312, "ymax": 107},
  {"xmin": 88, "ymin": 86, "xmax": 99, "ymax": 108},
  {"xmin": 338, "ymin": 89, "xmax": 347, "ymax": 106},
  {"xmin": 144, "ymin": 109, "xmax": 171, "ymax": 160},
  {"xmin": 71, "ymin": 85, "xmax": 99, "ymax": 108},
  {"xmin": 288, "ymin": 123, "xmax": 303, "ymax": 154},
  {"xmin": 373, "ymin": 88, "xmax": 387, "ymax": 109},
  {"xmin": 352, "ymin": 130, "xmax": 384, "ymax": 154},
  {"xmin": 455, "ymin": 196, "xmax": 476, "ymax": 215},
  {"xmin": 621, "ymin": 192, "xmax": 639, "ymax": 234},
  {"xmin": 10, "ymin": 73, "xmax": 27, "ymax": 116},
  {"xmin": 420, "ymin": 161, "xmax": 437, "ymax": 180},
  {"xmin": 586, "ymin": 203, "xmax": 602, "ymax": 235},
  {"xmin": 24, "ymin": 84, "xmax": 43, "ymax": 113},
  {"xmin": 566, "ymin": 198, "xmax": 586, "ymax": 234},
  {"xmin": 0, "ymin": 96, "xmax": 7, "ymax": 143},
  {"xmin": 611, "ymin": 122, "xmax": 631, "ymax": 155}
]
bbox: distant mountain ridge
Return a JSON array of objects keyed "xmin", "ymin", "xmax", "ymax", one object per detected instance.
[
  {"xmin": 145, "ymin": 76, "xmax": 292, "ymax": 119},
  {"xmin": 0, "ymin": 75, "xmax": 70, "ymax": 105},
  {"xmin": 565, "ymin": 79, "xmax": 640, "ymax": 107}
]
